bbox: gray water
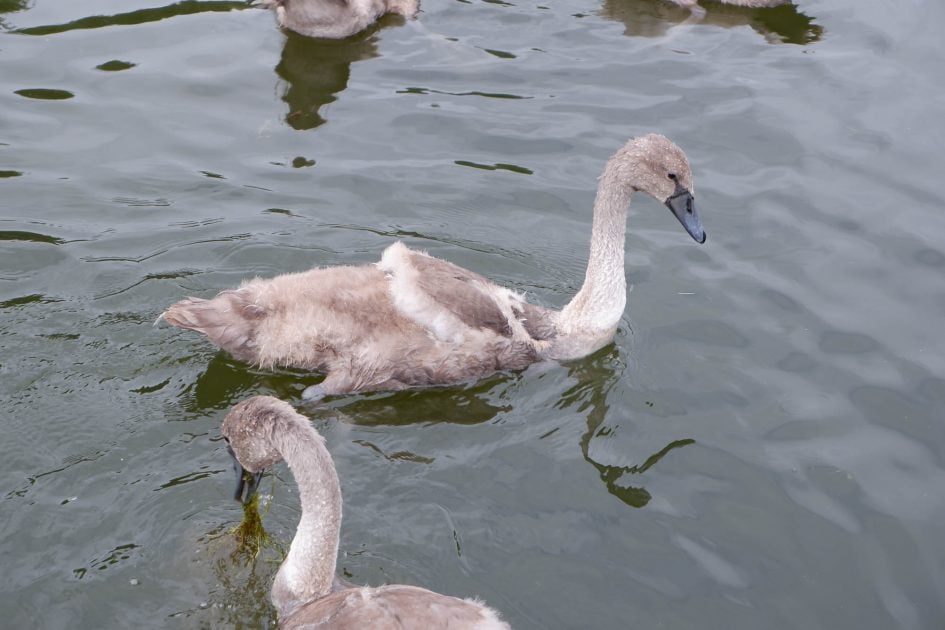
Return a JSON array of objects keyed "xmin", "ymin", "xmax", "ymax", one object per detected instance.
[{"xmin": 2, "ymin": 0, "xmax": 944, "ymax": 628}]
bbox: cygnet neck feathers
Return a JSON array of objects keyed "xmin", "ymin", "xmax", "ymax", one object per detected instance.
[
  {"xmin": 553, "ymin": 153, "xmax": 633, "ymax": 354},
  {"xmin": 162, "ymin": 134, "xmax": 705, "ymax": 396},
  {"xmin": 222, "ymin": 396, "xmax": 510, "ymax": 629},
  {"xmin": 552, "ymin": 134, "xmax": 700, "ymax": 359}
]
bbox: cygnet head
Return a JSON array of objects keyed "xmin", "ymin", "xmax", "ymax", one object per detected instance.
[
  {"xmin": 610, "ymin": 134, "xmax": 706, "ymax": 243},
  {"xmin": 222, "ymin": 396, "xmax": 300, "ymax": 503}
]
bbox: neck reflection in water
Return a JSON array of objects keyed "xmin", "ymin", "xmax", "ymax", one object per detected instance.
[{"xmin": 559, "ymin": 345, "xmax": 696, "ymax": 508}]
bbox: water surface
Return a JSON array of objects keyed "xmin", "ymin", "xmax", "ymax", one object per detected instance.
[{"xmin": 2, "ymin": 0, "xmax": 944, "ymax": 628}]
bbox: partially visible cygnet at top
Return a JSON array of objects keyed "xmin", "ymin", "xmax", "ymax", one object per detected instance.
[{"xmin": 255, "ymin": 0, "xmax": 418, "ymax": 39}]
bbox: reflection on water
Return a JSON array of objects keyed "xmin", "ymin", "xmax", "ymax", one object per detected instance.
[
  {"xmin": 14, "ymin": 88, "xmax": 74, "ymax": 100},
  {"xmin": 0, "ymin": 0, "xmax": 27, "ymax": 30},
  {"xmin": 10, "ymin": 1, "xmax": 249, "ymax": 35},
  {"xmin": 182, "ymin": 354, "xmax": 312, "ymax": 413},
  {"xmin": 600, "ymin": 0, "xmax": 823, "ymax": 44},
  {"xmin": 275, "ymin": 30, "xmax": 379, "ymax": 130},
  {"xmin": 0, "ymin": 0, "xmax": 28, "ymax": 12},
  {"xmin": 184, "ymin": 351, "xmax": 511, "ymax": 424},
  {"xmin": 170, "ymin": 522, "xmax": 279, "ymax": 626},
  {"xmin": 72, "ymin": 543, "xmax": 142, "ymax": 580},
  {"xmin": 559, "ymin": 347, "xmax": 695, "ymax": 508},
  {"xmin": 187, "ymin": 344, "xmax": 692, "ymax": 506},
  {"xmin": 96, "ymin": 60, "xmax": 137, "ymax": 72},
  {"xmin": 331, "ymin": 377, "xmax": 512, "ymax": 426}
]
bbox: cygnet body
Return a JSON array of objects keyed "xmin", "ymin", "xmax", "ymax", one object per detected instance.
[{"xmin": 256, "ymin": 0, "xmax": 418, "ymax": 39}]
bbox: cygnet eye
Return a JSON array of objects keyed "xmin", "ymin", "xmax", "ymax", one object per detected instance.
[{"xmin": 667, "ymin": 172, "xmax": 678, "ymax": 181}]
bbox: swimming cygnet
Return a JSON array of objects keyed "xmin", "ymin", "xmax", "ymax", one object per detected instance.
[{"xmin": 162, "ymin": 134, "xmax": 706, "ymax": 398}]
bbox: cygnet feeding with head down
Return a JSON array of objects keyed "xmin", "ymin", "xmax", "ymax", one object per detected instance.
[
  {"xmin": 221, "ymin": 396, "xmax": 510, "ymax": 629},
  {"xmin": 161, "ymin": 134, "xmax": 706, "ymax": 398},
  {"xmin": 254, "ymin": 0, "xmax": 419, "ymax": 39}
]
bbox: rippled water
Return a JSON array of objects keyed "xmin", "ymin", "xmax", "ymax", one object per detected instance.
[{"xmin": 2, "ymin": 0, "xmax": 944, "ymax": 628}]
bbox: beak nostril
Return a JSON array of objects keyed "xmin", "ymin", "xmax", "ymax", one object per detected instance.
[{"xmin": 664, "ymin": 187, "xmax": 703, "ymax": 243}]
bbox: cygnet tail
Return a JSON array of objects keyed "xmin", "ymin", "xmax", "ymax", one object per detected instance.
[{"xmin": 162, "ymin": 290, "xmax": 264, "ymax": 362}]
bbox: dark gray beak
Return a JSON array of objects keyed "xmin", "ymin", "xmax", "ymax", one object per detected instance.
[
  {"xmin": 665, "ymin": 182, "xmax": 706, "ymax": 243},
  {"xmin": 228, "ymin": 445, "xmax": 263, "ymax": 505}
]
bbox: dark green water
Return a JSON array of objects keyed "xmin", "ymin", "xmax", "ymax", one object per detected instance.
[{"xmin": 2, "ymin": 1, "xmax": 944, "ymax": 628}]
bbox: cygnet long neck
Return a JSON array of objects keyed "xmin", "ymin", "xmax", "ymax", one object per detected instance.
[
  {"xmin": 556, "ymin": 163, "xmax": 632, "ymax": 353},
  {"xmin": 269, "ymin": 421, "xmax": 342, "ymax": 617}
]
